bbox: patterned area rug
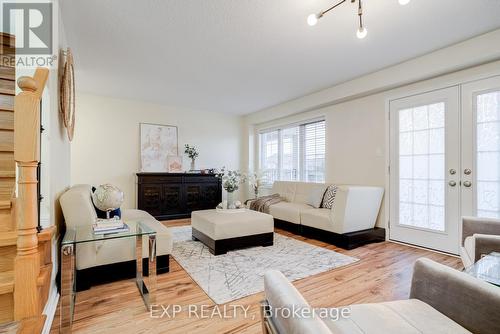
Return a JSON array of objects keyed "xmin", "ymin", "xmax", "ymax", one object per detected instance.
[{"xmin": 170, "ymin": 226, "xmax": 359, "ymax": 304}]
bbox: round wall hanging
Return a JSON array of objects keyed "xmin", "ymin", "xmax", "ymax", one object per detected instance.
[{"xmin": 60, "ymin": 47, "xmax": 75, "ymax": 141}]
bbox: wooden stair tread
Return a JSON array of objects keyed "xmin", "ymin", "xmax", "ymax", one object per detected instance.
[
  {"xmin": 0, "ymin": 315, "xmax": 47, "ymax": 334},
  {"xmin": 0, "ymin": 231, "xmax": 16, "ymax": 247},
  {"xmin": 0, "ymin": 171, "xmax": 15, "ymax": 178},
  {"xmin": 0, "ymin": 95, "xmax": 13, "ymax": 112},
  {"xmin": 0, "ymin": 200, "xmax": 11, "ymax": 210},
  {"xmin": 0, "ymin": 270, "xmax": 13, "ymax": 294},
  {"xmin": 0, "ymin": 79, "xmax": 14, "ymax": 96},
  {"xmin": 0, "ymin": 68, "xmax": 14, "ymax": 81}
]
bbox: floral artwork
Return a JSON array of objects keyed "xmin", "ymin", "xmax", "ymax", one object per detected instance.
[
  {"xmin": 140, "ymin": 123, "xmax": 178, "ymax": 172},
  {"xmin": 167, "ymin": 156, "xmax": 183, "ymax": 173}
]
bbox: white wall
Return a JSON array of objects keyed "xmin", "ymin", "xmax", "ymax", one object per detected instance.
[
  {"xmin": 242, "ymin": 30, "xmax": 500, "ymax": 229},
  {"xmin": 71, "ymin": 94, "xmax": 242, "ymax": 209},
  {"xmin": 42, "ymin": 2, "xmax": 72, "ymax": 333}
]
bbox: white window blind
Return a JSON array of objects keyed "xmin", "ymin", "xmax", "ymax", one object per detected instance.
[{"xmin": 259, "ymin": 119, "xmax": 326, "ymax": 186}]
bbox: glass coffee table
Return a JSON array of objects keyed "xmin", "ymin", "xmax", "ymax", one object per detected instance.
[
  {"xmin": 465, "ymin": 252, "xmax": 500, "ymax": 286},
  {"xmin": 60, "ymin": 221, "xmax": 157, "ymax": 333}
]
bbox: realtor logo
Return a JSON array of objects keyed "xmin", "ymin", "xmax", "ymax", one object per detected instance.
[{"xmin": 2, "ymin": 2, "xmax": 53, "ymax": 55}]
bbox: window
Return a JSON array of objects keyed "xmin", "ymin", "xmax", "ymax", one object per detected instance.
[{"xmin": 259, "ymin": 119, "xmax": 326, "ymax": 186}]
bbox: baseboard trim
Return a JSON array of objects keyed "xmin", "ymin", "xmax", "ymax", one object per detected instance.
[
  {"xmin": 42, "ymin": 288, "xmax": 59, "ymax": 334},
  {"xmin": 388, "ymin": 239, "xmax": 460, "ymax": 258}
]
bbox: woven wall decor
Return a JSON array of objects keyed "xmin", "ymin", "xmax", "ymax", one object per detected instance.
[{"xmin": 60, "ymin": 47, "xmax": 75, "ymax": 141}]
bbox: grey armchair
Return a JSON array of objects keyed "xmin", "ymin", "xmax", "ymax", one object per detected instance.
[
  {"xmin": 261, "ymin": 258, "xmax": 500, "ymax": 334},
  {"xmin": 461, "ymin": 216, "xmax": 500, "ymax": 268}
]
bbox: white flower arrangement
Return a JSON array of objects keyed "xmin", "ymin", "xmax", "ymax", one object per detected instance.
[
  {"xmin": 217, "ymin": 167, "xmax": 246, "ymax": 193},
  {"xmin": 248, "ymin": 171, "xmax": 264, "ymax": 197}
]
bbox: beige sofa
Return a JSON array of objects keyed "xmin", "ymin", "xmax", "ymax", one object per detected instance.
[
  {"xmin": 59, "ymin": 184, "xmax": 173, "ymax": 289},
  {"xmin": 262, "ymin": 258, "xmax": 500, "ymax": 334},
  {"xmin": 266, "ymin": 181, "xmax": 384, "ymax": 249}
]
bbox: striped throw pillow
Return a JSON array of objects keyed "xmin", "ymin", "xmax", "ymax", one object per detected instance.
[{"xmin": 321, "ymin": 185, "xmax": 338, "ymax": 209}]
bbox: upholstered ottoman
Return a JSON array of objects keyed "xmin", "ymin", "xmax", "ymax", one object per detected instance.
[{"xmin": 191, "ymin": 209, "xmax": 274, "ymax": 255}]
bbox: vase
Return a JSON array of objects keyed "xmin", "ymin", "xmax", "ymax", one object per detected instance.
[
  {"xmin": 190, "ymin": 158, "xmax": 196, "ymax": 171},
  {"xmin": 226, "ymin": 191, "xmax": 236, "ymax": 209}
]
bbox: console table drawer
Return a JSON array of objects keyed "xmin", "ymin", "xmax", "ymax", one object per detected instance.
[
  {"xmin": 184, "ymin": 176, "xmax": 218, "ymax": 184},
  {"xmin": 137, "ymin": 175, "xmax": 181, "ymax": 184}
]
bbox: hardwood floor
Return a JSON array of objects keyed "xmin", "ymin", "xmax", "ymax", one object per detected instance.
[{"xmin": 50, "ymin": 219, "xmax": 463, "ymax": 333}]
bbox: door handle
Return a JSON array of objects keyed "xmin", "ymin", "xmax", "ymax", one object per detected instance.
[
  {"xmin": 463, "ymin": 181, "xmax": 472, "ymax": 188},
  {"xmin": 464, "ymin": 168, "xmax": 472, "ymax": 175},
  {"xmin": 448, "ymin": 180, "xmax": 457, "ymax": 187}
]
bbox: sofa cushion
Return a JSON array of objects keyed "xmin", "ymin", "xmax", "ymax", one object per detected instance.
[
  {"xmin": 300, "ymin": 208, "xmax": 333, "ymax": 232},
  {"xmin": 322, "ymin": 299, "xmax": 471, "ymax": 334},
  {"xmin": 306, "ymin": 185, "xmax": 328, "ymax": 208},
  {"xmin": 60, "ymin": 184, "xmax": 98, "ymax": 228},
  {"xmin": 294, "ymin": 182, "xmax": 328, "ymax": 204},
  {"xmin": 269, "ymin": 202, "xmax": 313, "ymax": 225},
  {"xmin": 271, "ymin": 181, "xmax": 296, "ymax": 202}
]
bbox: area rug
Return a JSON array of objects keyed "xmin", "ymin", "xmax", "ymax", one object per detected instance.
[{"xmin": 170, "ymin": 226, "xmax": 359, "ymax": 304}]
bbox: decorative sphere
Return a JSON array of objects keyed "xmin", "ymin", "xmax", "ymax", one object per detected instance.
[{"xmin": 92, "ymin": 184, "xmax": 124, "ymax": 212}]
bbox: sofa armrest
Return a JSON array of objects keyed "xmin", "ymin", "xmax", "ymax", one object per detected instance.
[
  {"xmin": 462, "ymin": 216, "xmax": 500, "ymax": 245},
  {"xmin": 263, "ymin": 270, "xmax": 331, "ymax": 334},
  {"xmin": 474, "ymin": 234, "xmax": 500, "ymax": 262},
  {"xmin": 410, "ymin": 258, "xmax": 500, "ymax": 334},
  {"xmin": 330, "ymin": 186, "xmax": 384, "ymax": 234}
]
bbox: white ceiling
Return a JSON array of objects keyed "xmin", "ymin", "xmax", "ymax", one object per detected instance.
[{"xmin": 61, "ymin": 0, "xmax": 500, "ymax": 115}]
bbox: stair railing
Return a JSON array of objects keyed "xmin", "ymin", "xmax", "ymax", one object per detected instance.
[{"xmin": 13, "ymin": 68, "xmax": 48, "ymax": 320}]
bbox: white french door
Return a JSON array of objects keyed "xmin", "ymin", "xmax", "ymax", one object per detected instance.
[
  {"xmin": 390, "ymin": 87, "xmax": 461, "ymax": 254},
  {"xmin": 390, "ymin": 76, "xmax": 500, "ymax": 254},
  {"xmin": 461, "ymin": 76, "xmax": 500, "ymax": 219}
]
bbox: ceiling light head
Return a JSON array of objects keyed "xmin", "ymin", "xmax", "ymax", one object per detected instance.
[
  {"xmin": 307, "ymin": 13, "xmax": 322, "ymax": 26},
  {"xmin": 399, "ymin": 0, "xmax": 411, "ymax": 5},
  {"xmin": 356, "ymin": 26, "xmax": 367, "ymax": 39}
]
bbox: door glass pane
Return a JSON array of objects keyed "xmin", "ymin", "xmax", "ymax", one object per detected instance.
[
  {"xmin": 399, "ymin": 103, "xmax": 446, "ymax": 231},
  {"xmin": 476, "ymin": 91, "xmax": 500, "ymax": 218}
]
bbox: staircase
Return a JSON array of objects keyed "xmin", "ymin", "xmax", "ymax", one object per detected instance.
[
  {"xmin": 0, "ymin": 32, "xmax": 16, "ymax": 325},
  {"xmin": 0, "ymin": 32, "xmax": 54, "ymax": 332}
]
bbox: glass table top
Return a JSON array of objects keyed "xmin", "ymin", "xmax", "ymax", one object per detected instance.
[
  {"xmin": 62, "ymin": 221, "xmax": 155, "ymax": 245},
  {"xmin": 466, "ymin": 252, "xmax": 500, "ymax": 286}
]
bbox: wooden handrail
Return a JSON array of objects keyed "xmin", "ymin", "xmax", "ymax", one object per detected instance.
[{"xmin": 13, "ymin": 68, "xmax": 49, "ymax": 320}]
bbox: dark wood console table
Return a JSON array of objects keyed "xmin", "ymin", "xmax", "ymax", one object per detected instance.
[{"xmin": 137, "ymin": 173, "xmax": 222, "ymax": 220}]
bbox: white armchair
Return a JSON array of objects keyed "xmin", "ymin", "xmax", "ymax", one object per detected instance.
[
  {"xmin": 59, "ymin": 184, "xmax": 173, "ymax": 290},
  {"xmin": 460, "ymin": 216, "xmax": 500, "ymax": 268}
]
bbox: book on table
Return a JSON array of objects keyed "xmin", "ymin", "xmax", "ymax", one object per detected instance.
[{"xmin": 92, "ymin": 219, "xmax": 129, "ymax": 234}]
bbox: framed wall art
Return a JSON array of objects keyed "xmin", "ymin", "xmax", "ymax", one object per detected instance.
[{"xmin": 140, "ymin": 123, "xmax": 178, "ymax": 172}]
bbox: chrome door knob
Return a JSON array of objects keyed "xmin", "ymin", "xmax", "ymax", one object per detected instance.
[
  {"xmin": 464, "ymin": 168, "xmax": 472, "ymax": 175},
  {"xmin": 449, "ymin": 181, "xmax": 457, "ymax": 187},
  {"xmin": 449, "ymin": 169, "xmax": 456, "ymax": 175},
  {"xmin": 463, "ymin": 181, "xmax": 472, "ymax": 187}
]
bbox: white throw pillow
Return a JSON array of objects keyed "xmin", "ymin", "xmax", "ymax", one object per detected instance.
[{"xmin": 306, "ymin": 186, "xmax": 327, "ymax": 208}]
